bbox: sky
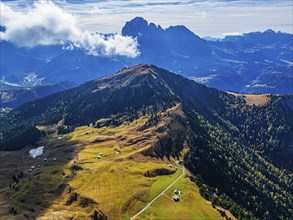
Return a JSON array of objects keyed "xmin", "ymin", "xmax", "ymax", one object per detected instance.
[
  {"xmin": 0, "ymin": 0, "xmax": 140, "ymax": 57},
  {"xmin": 1, "ymin": 0, "xmax": 292, "ymax": 38},
  {"xmin": 0, "ymin": 0, "xmax": 292, "ymax": 57}
]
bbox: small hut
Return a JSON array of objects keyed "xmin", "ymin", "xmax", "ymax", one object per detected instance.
[
  {"xmin": 173, "ymin": 195, "xmax": 180, "ymax": 202},
  {"xmin": 174, "ymin": 189, "xmax": 181, "ymax": 194}
]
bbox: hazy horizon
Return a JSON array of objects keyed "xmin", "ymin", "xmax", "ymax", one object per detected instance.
[{"xmin": 1, "ymin": 0, "xmax": 292, "ymax": 38}]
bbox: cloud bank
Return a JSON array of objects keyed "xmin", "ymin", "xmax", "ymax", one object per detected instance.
[{"xmin": 0, "ymin": 1, "xmax": 139, "ymax": 57}]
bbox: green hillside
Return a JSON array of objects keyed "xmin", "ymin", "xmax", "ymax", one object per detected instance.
[{"xmin": 0, "ymin": 109, "xmax": 233, "ymax": 219}]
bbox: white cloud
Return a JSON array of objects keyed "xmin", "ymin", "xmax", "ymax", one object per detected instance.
[
  {"xmin": 0, "ymin": 1, "xmax": 80, "ymax": 46},
  {"xmin": 0, "ymin": 1, "xmax": 139, "ymax": 57},
  {"xmin": 72, "ymin": 32, "xmax": 140, "ymax": 57}
]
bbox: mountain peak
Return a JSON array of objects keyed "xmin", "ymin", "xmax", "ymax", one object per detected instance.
[
  {"xmin": 126, "ymin": 17, "xmax": 148, "ymax": 28},
  {"xmin": 116, "ymin": 64, "xmax": 159, "ymax": 76},
  {"xmin": 92, "ymin": 64, "xmax": 167, "ymax": 92},
  {"xmin": 264, "ymin": 29, "xmax": 276, "ymax": 34},
  {"xmin": 6, "ymin": 64, "xmax": 219, "ymax": 128},
  {"xmin": 122, "ymin": 17, "xmax": 198, "ymax": 39},
  {"xmin": 122, "ymin": 17, "xmax": 163, "ymax": 37},
  {"xmin": 166, "ymin": 25, "xmax": 192, "ymax": 33},
  {"xmin": 122, "ymin": 17, "xmax": 209, "ymax": 57}
]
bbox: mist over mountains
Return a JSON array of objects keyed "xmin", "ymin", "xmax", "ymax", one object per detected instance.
[{"xmin": 1, "ymin": 17, "xmax": 292, "ymax": 95}]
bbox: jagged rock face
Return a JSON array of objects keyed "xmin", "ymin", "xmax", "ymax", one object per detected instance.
[
  {"xmin": 122, "ymin": 17, "xmax": 211, "ymax": 57},
  {"xmin": 122, "ymin": 17, "xmax": 163, "ymax": 38},
  {"xmin": 122, "ymin": 17, "xmax": 165, "ymax": 53}
]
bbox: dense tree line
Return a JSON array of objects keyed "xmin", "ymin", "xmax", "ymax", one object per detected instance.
[
  {"xmin": 0, "ymin": 125, "xmax": 44, "ymax": 150},
  {"xmin": 217, "ymin": 94, "xmax": 293, "ymax": 171},
  {"xmin": 190, "ymin": 175, "xmax": 254, "ymax": 219},
  {"xmin": 184, "ymin": 101, "xmax": 293, "ymax": 220}
]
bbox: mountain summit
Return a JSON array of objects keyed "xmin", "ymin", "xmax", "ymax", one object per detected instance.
[
  {"xmin": 122, "ymin": 17, "xmax": 164, "ymax": 38},
  {"xmin": 4, "ymin": 64, "xmax": 220, "ymax": 126},
  {"xmin": 122, "ymin": 17, "xmax": 210, "ymax": 57}
]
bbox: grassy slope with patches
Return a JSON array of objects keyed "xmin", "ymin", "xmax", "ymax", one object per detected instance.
[
  {"xmin": 0, "ymin": 113, "xmax": 227, "ymax": 220},
  {"xmin": 137, "ymin": 176, "xmax": 235, "ymax": 220}
]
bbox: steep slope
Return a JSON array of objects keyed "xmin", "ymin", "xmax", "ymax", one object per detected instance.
[
  {"xmin": 2, "ymin": 64, "xmax": 223, "ymax": 129},
  {"xmin": 0, "ymin": 64, "xmax": 292, "ymax": 219}
]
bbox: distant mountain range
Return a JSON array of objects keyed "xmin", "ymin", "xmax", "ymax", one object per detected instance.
[
  {"xmin": 0, "ymin": 81, "xmax": 77, "ymax": 108},
  {"xmin": 1, "ymin": 64, "xmax": 292, "ymax": 219},
  {"xmin": 1, "ymin": 18, "xmax": 292, "ymax": 94},
  {"xmin": 122, "ymin": 18, "xmax": 292, "ymax": 93}
]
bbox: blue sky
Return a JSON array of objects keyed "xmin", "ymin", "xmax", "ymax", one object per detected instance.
[{"xmin": 1, "ymin": 0, "xmax": 292, "ymax": 37}]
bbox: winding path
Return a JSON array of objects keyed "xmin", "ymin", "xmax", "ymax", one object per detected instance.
[{"xmin": 130, "ymin": 165, "xmax": 185, "ymax": 220}]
